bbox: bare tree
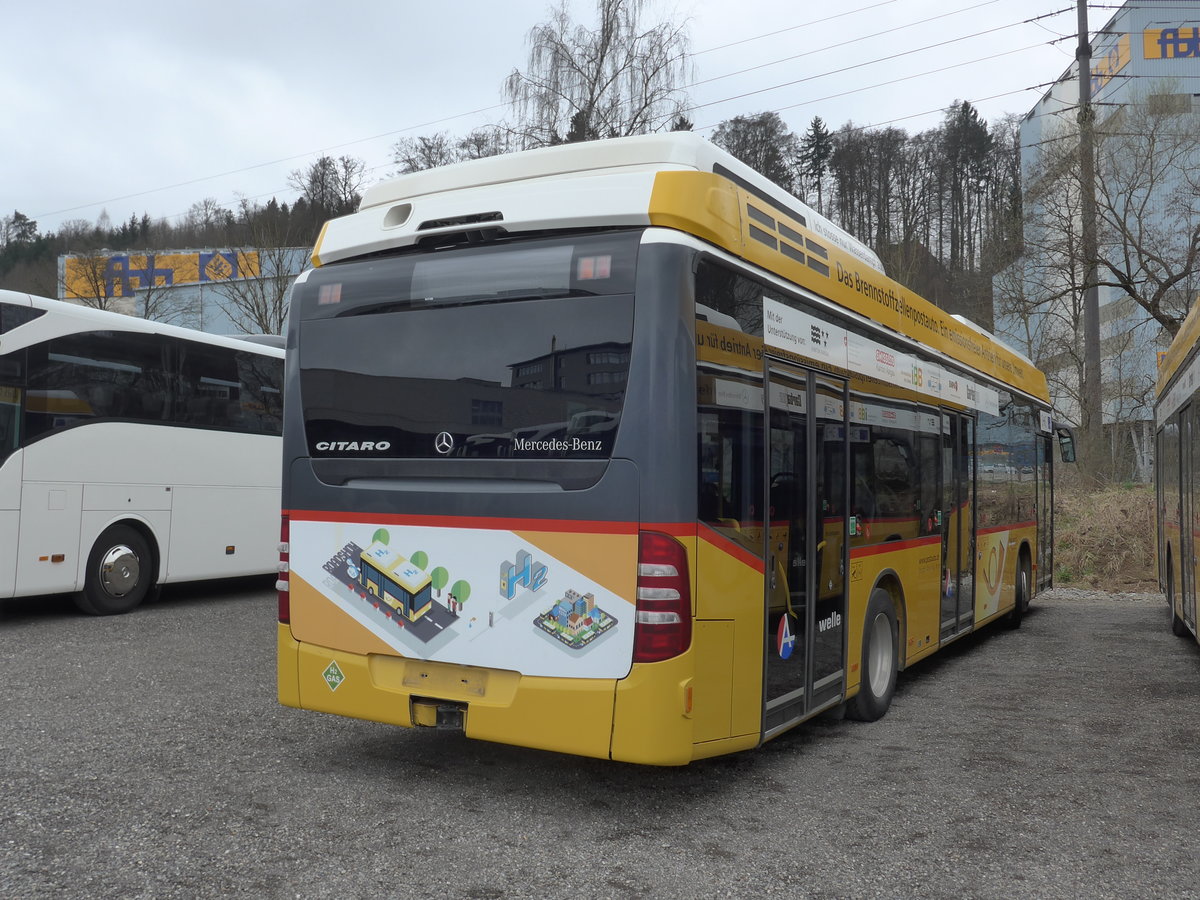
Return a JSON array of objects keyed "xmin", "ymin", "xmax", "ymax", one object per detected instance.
[
  {"xmin": 59, "ymin": 250, "xmax": 126, "ymax": 312},
  {"xmin": 503, "ymin": 0, "xmax": 691, "ymax": 149},
  {"xmin": 994, "ymin": 85, "xmax": 1200, "ymax": 481},
  {"xmin": 389, "ymin": 127, "xmax": 514, "ymax": 175},
  {"xmin": 456, "ymin": 127, "xmax": 513, "ymax": 161},
  {"xmin": 182, "ymin": 199, "xmax": 234, "ymax": 245},
  {"xmin": 210, "ymin": 246, "xmax": 298, "ymax": 334},
  {"xmin": 287, "ymin": 156, "xmax": 366, "ymax": 217},
  {"xmin": 210, "ymin": 201, "xmax": 308, "ymax": 334},
  {"xmin": 711, "ymin": 112, "xmax": 799, "ymax": 193},
  {"xmin": 1091, "ymin": 92, "xmax": 1200, "ymax": 338},
  {"xmin": 392, "ymin": 133, "xmax": 459, "ymax": 174},
  {"xmin": 134, "ymin": 252, "xmax": 201, "ymax": 326}
]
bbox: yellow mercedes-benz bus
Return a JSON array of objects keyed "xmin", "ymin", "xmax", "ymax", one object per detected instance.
[
  {"xmin": 1155, "ymin": 300, "xmax": 1200, "ymax": 647},
  {"xmin": 277, "ymin": 132, "xmax": 1062, "ymax": 764}
]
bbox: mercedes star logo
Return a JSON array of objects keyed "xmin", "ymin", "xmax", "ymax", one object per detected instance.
[{"xmin": 434, "ymin": 432, "xmax": 455, "ymax": 455}]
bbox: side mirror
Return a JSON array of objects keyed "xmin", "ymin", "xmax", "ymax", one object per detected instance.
[{"xmin": 1056, "ymin": 427, "xmax": 1076, "ymax": 463}]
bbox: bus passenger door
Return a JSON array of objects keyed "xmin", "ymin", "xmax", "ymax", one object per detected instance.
[
  {"xmin": 762, "ymin": 361, "xmax": 847, "ymax": 739},
  {"xmin": 1184, "ymin": 406, "xmax": 1198, "ymax": 633},
  {"xmin": 1037, "ymin": 433, "xmax": 1053, "ymax": 593},
  {"xmin": 0, "ymin": 380, "xmax": 20, "ymax": 598},
  {"xmin": 940, "ymin": 411, "xmax": 976, "ymax": 640}
]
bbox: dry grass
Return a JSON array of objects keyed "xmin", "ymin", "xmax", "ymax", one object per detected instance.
[{"xmin": 1052, "ymin": 481, "xmax": 1159, "ymax": 591}]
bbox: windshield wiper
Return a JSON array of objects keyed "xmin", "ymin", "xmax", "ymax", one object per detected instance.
[{"xmin": 336, "ymin": 288, "xmax": 597, "ymax": 316}]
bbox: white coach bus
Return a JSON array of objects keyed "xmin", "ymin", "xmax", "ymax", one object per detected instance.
[{"xmin": 0, "ymin": 290, "xmax": 284, "ymax": 614}]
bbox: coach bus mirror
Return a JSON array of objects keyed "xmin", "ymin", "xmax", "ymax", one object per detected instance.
[{"xmin": 1056, "ymin": 427, "xmax": 1077, "ymax": 463}]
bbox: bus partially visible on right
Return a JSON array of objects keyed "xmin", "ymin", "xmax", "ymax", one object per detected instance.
[{"xmin": 1155, "ymin": 301, "xmax": 1200, "ymax": 645}]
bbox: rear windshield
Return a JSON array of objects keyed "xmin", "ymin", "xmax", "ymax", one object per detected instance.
[{"xmin": 295, "ymin": 231, "xmax": 640, "ymax": 460}]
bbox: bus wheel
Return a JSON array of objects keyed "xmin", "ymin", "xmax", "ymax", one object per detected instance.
[
  {"xmin": 1167, "ymin": 560, "xmax": 1186, "ymax": 636},
  {"xmin": 1005, "ymin": 556, "xmax": 1031, "ymax": 629},
  {"xmin": 847, "ymin": 588, "xmax": 898, "ymax": 722},
  {"xmin": 1172, "ymin": 607, "xmax": 1188, "ymax": 637},
  {"xmin": 75, "ymin": 525, "xmax": 154, "ymax": 616},
  {"xmin": 1172, "ymin": 611, "xmax": 1188, "ymax": 636}
]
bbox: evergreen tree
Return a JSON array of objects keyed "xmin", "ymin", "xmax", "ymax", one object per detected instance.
[{"xmin": 800, "ymin": 117, "xmax": 833, "ymax": 214}]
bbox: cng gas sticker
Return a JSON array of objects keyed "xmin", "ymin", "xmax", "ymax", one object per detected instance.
[
  {"xmin": 777, "ymin": 614, "xmax": 796, "ymax": 660},
  {"xmin": 323, "ymin": 660, "xmax": 345, "ymax": 691}
]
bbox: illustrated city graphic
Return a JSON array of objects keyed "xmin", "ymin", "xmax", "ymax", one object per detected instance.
[{"xmin": 320, "ymin": 530, "xmax": 617, "ymax": 651}]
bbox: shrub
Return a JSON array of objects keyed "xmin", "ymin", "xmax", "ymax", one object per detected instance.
[{"xmin": 1052, "ymin": 482, "xmax": 1157, "ymax": 590}]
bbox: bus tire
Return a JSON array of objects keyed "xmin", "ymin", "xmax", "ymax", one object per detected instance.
[
  {"xmin": 1172, "ymin": 611, "xmax": 1188, "ymax": 637},
  {"xmin": 847, "ymin": 588, "xmax": 898, "ymax": 722},
  {"xmin": 75, "ymin": 524, "xmax": 154, "ymax": 616},
  {"xmin": 1167, "ymin": 562, "xmax": 1187, "ymax": 636},
  {"xmin": 1005, "ymin": 555, "xmax": 1031, "ymax": 629}
]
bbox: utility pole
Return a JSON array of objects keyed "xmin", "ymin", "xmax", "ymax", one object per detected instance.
[{"xmin": 1077, "ymin": 0, "xmax": 1106, "ymax": 480}]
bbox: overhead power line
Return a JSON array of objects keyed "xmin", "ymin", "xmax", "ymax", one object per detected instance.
[
  {"xmin": 691, "ymin": 41, "xmax": 1053, "ymax": 129},
  {"xmin": 687, "ymin": 0, "xmax": 1021, "ymax": 91},
  {"xmin": 33, "ymin": 3, "xmax": 1076, "ymax": 228}
]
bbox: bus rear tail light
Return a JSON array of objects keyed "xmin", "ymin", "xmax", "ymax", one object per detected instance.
[
  {"xmin": 277, "ymin": 514, "xmax": 290, "ymax": 623},
  {"xmin": 633, "ymin": 531, "xmax": 692, "ymax": 663}
]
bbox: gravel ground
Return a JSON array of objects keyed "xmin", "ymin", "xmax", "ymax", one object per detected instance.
[{"xmin": 1, "ymin": 581, "xmax": 1198, "ymax": 899}]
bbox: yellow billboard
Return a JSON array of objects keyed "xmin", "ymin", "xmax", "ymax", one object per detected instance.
[
  {"xmin": 62, "ymin": 250, "xmax": 261, "ymax": 301},
  {"xmin": 1091, "ymin": 34, "xmax": 1130, "ymax": 92},
  {"xmin": 1144, "ymin": 27, "xmax": 1200, "ymax": 60}
]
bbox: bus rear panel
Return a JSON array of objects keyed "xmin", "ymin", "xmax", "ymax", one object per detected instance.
[{"xmin": 280, "ymin": 229, "xmax": 731, "ymax": 764}]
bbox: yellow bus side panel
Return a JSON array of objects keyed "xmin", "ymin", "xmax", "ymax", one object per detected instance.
[
  {"xmin": 1158, "ymin": 294, "xmax": 1200, "ymax": 392},
  {"xmin": 612, "ymin": 650, "xmax": 698, "ymax": 766},
  {"xmin": 690, "ymin": 732, "xmax": 761, "ymax": 761},
  {"xmin": 847, "ymin": 539, "xmax": 943, "ymax": 694},
  {"xmin": 278, "ymin": 623, "xmax": 301, "ymax": 708},
  {"xmin": 974, "ymin": 525, "xmax": 1037, "ymax": 626},
  {"xmin": 902, "ymin": 545, "xmax": 944, "ymax": 663},
  {"xmin": 690, "ymin": 619, "xmax": 734, "ymax": 743},
  {"xmin": 650, "ymin": 170, "xmax": 1048, "ymax": 403},
  {"xmin": 695, "ymin": 532, "xmax": 765, "ymax": 740},
  {"xmin": 648, "ymin": 173, "xmax": 745, "ymax": 255}
]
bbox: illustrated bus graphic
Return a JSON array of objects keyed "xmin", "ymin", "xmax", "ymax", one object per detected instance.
[{"xmin": 357, "ymin": 541, "xmax": 433, "ymax": 622}]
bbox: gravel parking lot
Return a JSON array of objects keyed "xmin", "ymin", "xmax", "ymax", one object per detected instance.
[{"xmin": 2, "ymin": 581, "xmax": 1198, "ymax": 899}]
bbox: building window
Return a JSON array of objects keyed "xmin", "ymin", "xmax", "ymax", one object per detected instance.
[
  {"xmin": 587, "ymin": 351, "xmax": 629, "ymax": 365},
  {"xmin": 587, "ymin": 371, "xmax": 627, "ymax": 385},
  {"xmin": 471, "ymin": 399, "xmax": 503, "ymax": 426},
  {"xmin": 1148, "ymin": 93, "xmax": 1192, "ymax": 116}
]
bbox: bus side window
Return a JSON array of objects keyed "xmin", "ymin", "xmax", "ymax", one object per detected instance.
[{"xmin": 698, "ymin": 406, "xmax": 762, "ymax": 553}]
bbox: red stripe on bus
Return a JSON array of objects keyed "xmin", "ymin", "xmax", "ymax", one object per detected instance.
[
  {"xmin": 979, "ymin": 520, "xmax": 1036, "ymax": 535},
  {"xmin": 641, "ymin": 522, "xmax": 698, "ymax": 539},
  {"xmin": 849, "ymin": 535, "xmax": 942, "ymax": 558},
  {"xmin": 697, "ymin": 523, "xmax": 766, "ymax": 573},
  {"xmin": 285, "ymin": 509, "xmax": 638, "ymax": 535}
]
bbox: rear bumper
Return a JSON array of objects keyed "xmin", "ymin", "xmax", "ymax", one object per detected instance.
[{"xmin": 277, "ymin": 624, "xmax": 750, "ymax": 764}]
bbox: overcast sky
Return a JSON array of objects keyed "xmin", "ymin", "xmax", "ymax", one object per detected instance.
[{"xmin": 3, "ymin": 0, "xmax": 1083, "ymax": 236}]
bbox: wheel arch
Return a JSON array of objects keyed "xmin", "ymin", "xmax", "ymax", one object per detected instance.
[
  {"xmin": 868, "ymin": 567, "xmax": 907, "ymax": 671},
  {"xmin": 1165, "ymin": 542, "xmax": 1176, "ymax": 610},
  {"xmin": 1017, "ymin": 538, "xmax": 1034, "ymax": 599},
  {"xmin": 77, "ymin": 514, "xmax": 164, "ymax": 590}
]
